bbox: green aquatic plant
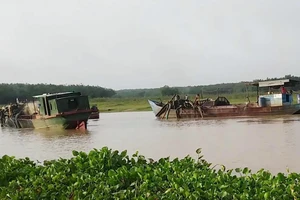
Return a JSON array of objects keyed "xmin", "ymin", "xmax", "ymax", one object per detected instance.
[{"xmin": 0, "ymin": 147, "xmax": 299, "ymax": 199}]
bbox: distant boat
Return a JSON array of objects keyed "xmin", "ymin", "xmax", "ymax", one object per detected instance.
[
  {"xmin": 148, "ymin": 79, "xmax": 300, "ymax": 119},
  {"xmin": 0, "ymin": 92, "xmax": 93, "ymax": 130},
  {"xmin": 89, "ymin": 105, "xmax": 100, "ymax": 119}
]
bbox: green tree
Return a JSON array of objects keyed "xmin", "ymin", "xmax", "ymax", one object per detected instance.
[{"xmin": 160, "ymin": 85, "xmax": 179, "ymax": 96}]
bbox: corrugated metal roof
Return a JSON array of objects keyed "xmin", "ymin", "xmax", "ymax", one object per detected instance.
[
  {"xmin": 251, "ymin": 78, "xmax": 300, "ymax": 87},
  {"xmin": 258, "ymin": 79, "xmax": 290, "ymax": 87}
]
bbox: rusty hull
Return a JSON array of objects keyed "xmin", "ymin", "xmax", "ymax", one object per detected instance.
[{"xmin": 150, "ymin": 100, "xmax": 300, "ymax": 119}]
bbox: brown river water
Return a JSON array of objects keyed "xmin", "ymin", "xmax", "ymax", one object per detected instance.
[{"xmin": 1, "ymin": 111, "xmax": 300, "ymax": 174}]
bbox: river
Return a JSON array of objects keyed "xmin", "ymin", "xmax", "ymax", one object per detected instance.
[{"xmin": 1, "ymin": 111, "xmax": 300, "ymax": 174}]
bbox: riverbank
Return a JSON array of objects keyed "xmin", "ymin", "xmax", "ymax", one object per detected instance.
[
  {"xmin": 90, "ymin": 93, "xmax": 300, "ymax": 113},
  {"xmin": 89, "ymin": 97, "xmax": 153, "ymax": 113},
  {"xmin": 0, "ymin": 147, "xmax": 299, "ymax": 199}
]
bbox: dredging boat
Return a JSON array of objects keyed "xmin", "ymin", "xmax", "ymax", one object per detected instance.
[
  {"xmin": 0, "ymin": 91, "xmax": 94, "ymax": 129},
  {"xmin": 148, "ymin": 79, "xmax": 300, "ymax": 119}
]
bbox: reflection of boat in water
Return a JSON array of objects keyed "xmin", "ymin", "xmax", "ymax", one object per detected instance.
[
  {"xmin": 89, "ymin": 105, "xmax": 100, "ymax": 119},
  {"xmin": 149, "ymin": 79, "xmax": 300, "ymax": 119},
  {"xmin": 0, "ymin": 92, "xmax": 93, "ymax": 130}
]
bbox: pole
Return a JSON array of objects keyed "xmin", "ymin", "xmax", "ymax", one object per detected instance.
[{"xmin": 256, "ymin": 85, "xmax": 259, "ymax": 103}]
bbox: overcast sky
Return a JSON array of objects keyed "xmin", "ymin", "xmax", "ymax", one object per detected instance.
[{"xmin": 1, "ymin": 0, "xmax": 300, "ymax": 90}]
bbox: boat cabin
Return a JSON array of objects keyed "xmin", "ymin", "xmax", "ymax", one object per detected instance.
[
  {"xmin": 251, "ymin": 79, "xmax": 299, "ymax": 107},
  {"xmin": 32, "ymin": 92, "xmax": 91, "ymax": 116}
]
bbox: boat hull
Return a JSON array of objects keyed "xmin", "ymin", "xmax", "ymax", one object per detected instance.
[
  {"xmin": 3, "ymin": 111, "xmax": 91, "ymax": 130},
  {"xmin": 89, "ymin": 112, "xmax": 99, "ymax": 119},
  {"xmin": 148, "ymin": 100, "xmax": 300, "ymax": 119}
]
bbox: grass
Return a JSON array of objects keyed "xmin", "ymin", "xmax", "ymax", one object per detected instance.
[{"xmin": 89, "ymin": 97, "xmax": 153, "ymax": 112}]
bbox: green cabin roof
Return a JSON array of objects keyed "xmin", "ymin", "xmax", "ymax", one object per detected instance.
[{"xmin": 32, "ymin": 91, "xmax": 82, "ymax": 99}]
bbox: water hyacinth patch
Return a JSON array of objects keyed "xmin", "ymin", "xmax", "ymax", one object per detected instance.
[{"xmin": 0, "ymin": 147, "xmax": 299, "ymax": 199}]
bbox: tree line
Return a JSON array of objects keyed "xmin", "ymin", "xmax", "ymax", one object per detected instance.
[
  {"xmin": 1, "ymin": 75, "xmax": 299, "ymax": 104},
  {"xmin": 115, "ymin": 75, "xmax": 300, "ymax": 98},
  {"xmin": 0, "ymin": 83, "xmax": 116, "ymax": 104}
]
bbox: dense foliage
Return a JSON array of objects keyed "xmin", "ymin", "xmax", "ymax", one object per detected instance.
[
  {"xmin": 0, "ymin": 83, "xmax": 116, "ymax": 104},
  {"xmin": 0, "ymin": 147, "xmax": 299, "ymax": 199}
]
